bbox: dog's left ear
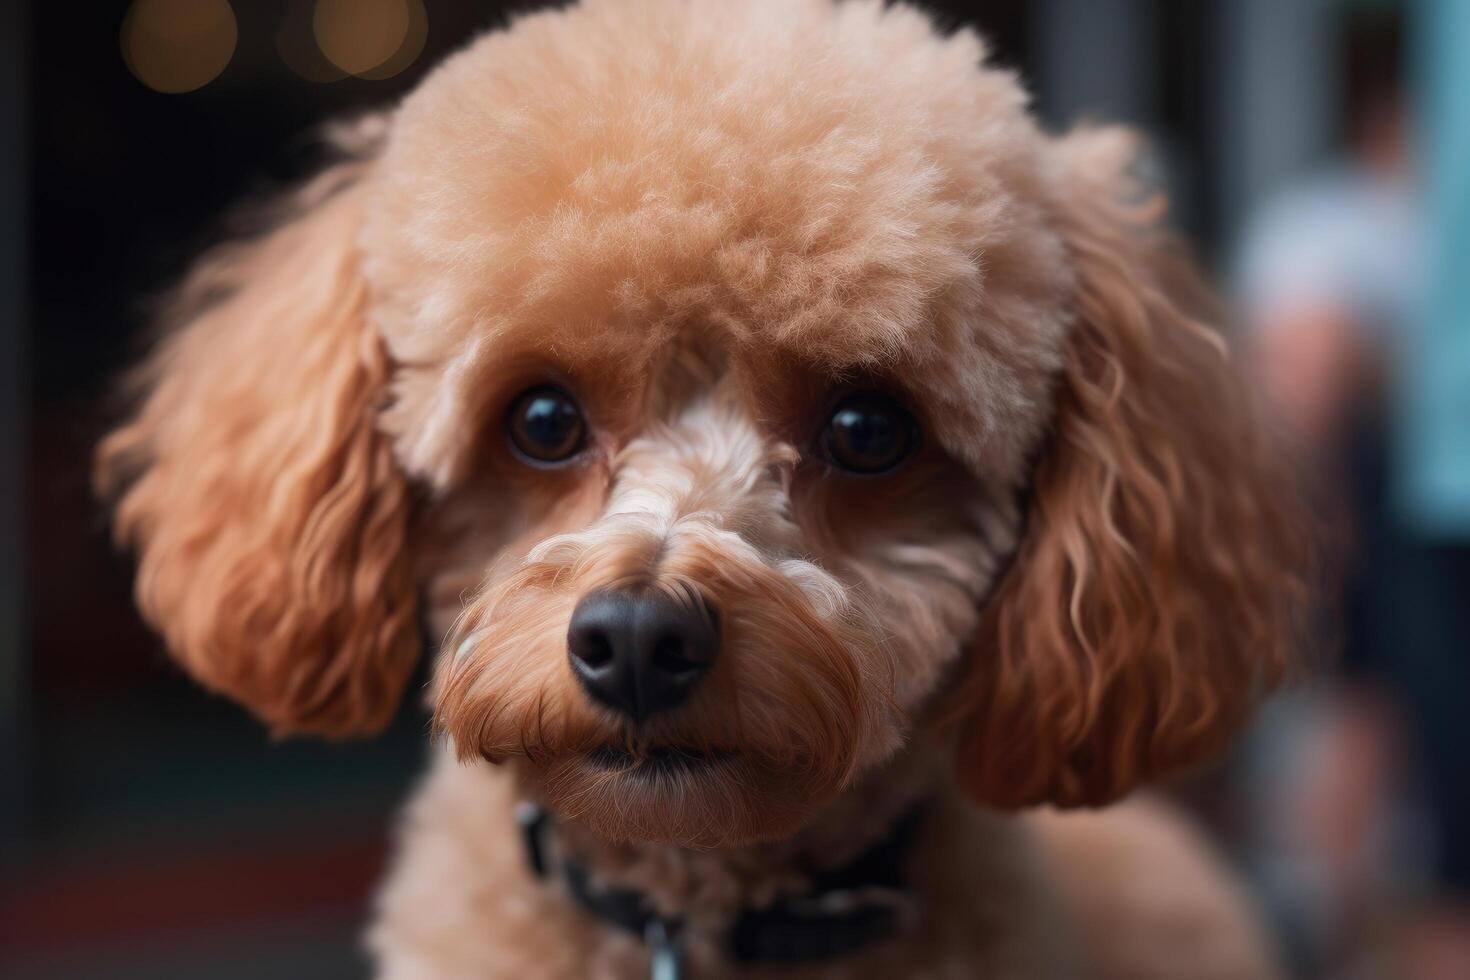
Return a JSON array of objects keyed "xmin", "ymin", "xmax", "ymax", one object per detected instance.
[
  {"xmin": 944, "ymin": 127, "xmax": 1306, "ymax": 808},
  {"xmin": 96, "ymin": 158, "xmax": 420, "ymax": 739}
]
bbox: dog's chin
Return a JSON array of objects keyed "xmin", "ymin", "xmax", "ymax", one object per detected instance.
[{"xmin": 520, "ymin": 745, "xmax": 832, "ymax": 847}]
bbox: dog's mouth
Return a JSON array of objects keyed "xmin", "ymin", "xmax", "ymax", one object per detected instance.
[
  {"xmin": 583, "ymin": 744, "xmax": 737, "ymax": 779},
  {"xmin": 549, "ymin": 742, "xmax": 818, "ymax": 845}
]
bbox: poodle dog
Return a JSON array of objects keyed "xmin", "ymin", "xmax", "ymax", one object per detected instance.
[{"xmin": 98, "ymin": 1, "xmax": 1305, "ymax": 976}]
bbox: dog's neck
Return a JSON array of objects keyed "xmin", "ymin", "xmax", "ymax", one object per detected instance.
[{"xmin": 519, "ymin": 744, "xmax": 945, "ymax": 937}]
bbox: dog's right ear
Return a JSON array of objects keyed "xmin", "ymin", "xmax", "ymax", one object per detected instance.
[
  {"xmin": 943, "ymin": 127, "xmax": 1307, "ymax": 808},
  {"xmin": 96, "ymin": 158, "xmax": 420, "ymax": 738}
]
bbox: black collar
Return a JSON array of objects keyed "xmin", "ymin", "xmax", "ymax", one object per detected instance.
[{"xmin": 517, "ymin": 802, "xmax": 926, "ymax": 979}]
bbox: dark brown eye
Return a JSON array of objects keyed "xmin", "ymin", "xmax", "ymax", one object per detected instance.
[
  {"xmin": 507, "ymin": 386, "xmax": 586, "ymax": 464},
  {"xmin": 819, "ymin": 393, "xmax": 917, "ymax": 474}
]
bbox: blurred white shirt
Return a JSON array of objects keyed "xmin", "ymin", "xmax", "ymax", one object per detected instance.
[{"xmin": 1235, "ymin": 164, "xmax": 1423, "ymax": 349}]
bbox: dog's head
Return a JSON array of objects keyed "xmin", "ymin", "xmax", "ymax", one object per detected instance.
[{"xmin": 99, "ymin": 0, "xmax": 1303, "ymax": 845}]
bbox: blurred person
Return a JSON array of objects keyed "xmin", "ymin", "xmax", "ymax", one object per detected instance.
[{"xmin": 1236, "ymin": 4, "xmax": 1470, "ymax": 977}]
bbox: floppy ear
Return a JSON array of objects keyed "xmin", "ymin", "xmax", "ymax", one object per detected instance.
[
  {"xmin": 97, "ymin": 159, "xmax": 419, "ymax": 738},
  {"xmin": 946, "ymin": 127, "xmax": 1306, "ymax": 808}
]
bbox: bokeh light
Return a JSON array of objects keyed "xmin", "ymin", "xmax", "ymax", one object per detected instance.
[
  {"xmin": 277, "ymin": 0, "xmax": 347, "ymax": 84},
  {"xmin": 357, "ymin": 0, "xmax": 429, "ymax": 81},
  {"xmin": 312, "ymin": 0, "xmax": 427, "ymax": 81},
  {"xmin": 121, "ymin": 0, "xmax": 237, "ymax": 94}
]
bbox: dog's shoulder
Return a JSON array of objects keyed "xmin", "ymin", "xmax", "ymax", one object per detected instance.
[{"xmin": 1028, "ymin": 797, "xmax": 1282, "ymax": 980}]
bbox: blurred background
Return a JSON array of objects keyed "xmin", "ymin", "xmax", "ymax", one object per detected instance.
[{"xmin": 3, "ymin": 1, "xmax": 1466, "ymax": 977}]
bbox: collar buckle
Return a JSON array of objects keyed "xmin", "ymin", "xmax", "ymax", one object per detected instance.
[{"xmin": 645, "ymin": 917, "xmax": 685, "ymax": 980}]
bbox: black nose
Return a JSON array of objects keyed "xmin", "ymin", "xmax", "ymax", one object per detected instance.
[{"xmin": 567, "ymin": 588, "xmax": 719, "ymax": 722}]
